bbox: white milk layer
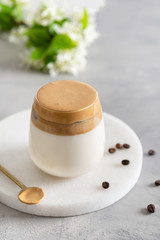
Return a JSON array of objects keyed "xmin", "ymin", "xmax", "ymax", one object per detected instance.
[{"xmin": 29, "ymin": 119, "xmax": 105, "ymax": 177}]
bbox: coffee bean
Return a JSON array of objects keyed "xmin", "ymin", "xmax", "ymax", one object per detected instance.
[
  {"xmin": 116, "ymin": 143, "xmax": 123, "ymax": 149},
  {"xmin": 147, "ymin": 204, "xmax": 155, "ymax": 213},
  {"xmin": 123, "ymin": 143, "xmax": 130, "ymax": 149},
  {"xmin": 108, "ymin": 148, "xmax": 116, "ymax": 153},
  {"xmin": 148, "ymin": 149, "xmax": 156, "ymax": 156},
  {"xmin": 155, "ymin": 180, "xmax": 160, "ymax": 186},
  {"xmin": 102, "ymin": 182, "xmax": 110, "ymax": 189},
  {"xmin": 121, "ymin": 159, "xmax": 130, "ymax": 165}
]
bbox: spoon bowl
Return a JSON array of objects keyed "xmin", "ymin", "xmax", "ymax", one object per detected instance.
[{"xmin": 18, "ymin": 187, "xmax": 44, "ymax": 205}]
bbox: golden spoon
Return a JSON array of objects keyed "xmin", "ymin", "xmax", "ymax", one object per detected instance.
[{"xmin": 0, "ymin": 164, "xmax": 44, "ymax": 204}]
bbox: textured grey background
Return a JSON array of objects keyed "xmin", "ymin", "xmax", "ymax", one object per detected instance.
[{"xmin": 0, "ymin": 0, "xmax": 160, "ymax": 239}]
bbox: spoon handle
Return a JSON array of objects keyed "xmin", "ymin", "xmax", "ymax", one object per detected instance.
[{"xmin": 0, "ymin": 164, "xmax": 27, "ymax": 190}]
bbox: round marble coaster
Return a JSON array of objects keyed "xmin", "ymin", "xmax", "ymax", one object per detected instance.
[{"xmin": 0, "ymin": 110, "xmax": 143, "ymax": 217}]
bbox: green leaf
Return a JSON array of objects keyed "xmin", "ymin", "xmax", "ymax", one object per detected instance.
[
  {"xmin": 25, "ymin": 26, "xmax": 51, "ymax": 48},
  {"xmin": 42, "ymin": 34, "xmax": 76, "ymax": 66},
  {"xmin": 31, "ymin": 48, "xmax": 46, "ymax": 60},
  {"xmin": 44, "ymin": 53, "xmax": 57, "ymax": 66},
  {"xmin": 0, "ymin": 2, "xmax": 22, "ymax": 31},
  {"xmin": 53, "ymin": 18, "xmax": 69, "ymax": 26},
  {"xmin": 0, "ymin": 3, "xmax": 13, "ymax": 14},
  {"xmin": 81, "ymin": 8, "xmax": 88, "ymax": 29},
  {"xmin": 11, "ymin": 6, "xmax": 23, "ymax": 22},
  {"xmin": 48, "ymin": 19, "xmax": 69, "ymax": 35},
  {"xmin": 0, "ymin": 12, "xmax": 14, "ymax": 30},
  {"xmin": 47, "ymin": 34, "xmax": 76, "ymax": 53}
]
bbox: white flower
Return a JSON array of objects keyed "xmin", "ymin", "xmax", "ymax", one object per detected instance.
[
  {"xmin": 8, "ymin": 26, "xmax": 27, "ymax": 43},
  {"xmin": 53, "ymin": 10, "xmax": 99, "ymax": 46},
  {"xmin": 47, "ymin": 45, "xmax": 87, "ymax": 76},
  {"xmin": 54, "ymin": 21, "xmax": 82, "ymax": 43},
  {"xmin": 47, "ymin": 63, "xmax": 58, "ymax": 77},
  {"xmin": 16, "ymin": 0, "xmax": 29, "ymax": 6},
  {"xmin": 23, "ymin": 49, "xmax": 45, "ymax": 70},
  {"xmin": 71, "ymin": 7, "xmax": 84, "ymax": 21},
  {"xmin": 0, "ymin": 0, "xmax": 28, "ymax": 7},
  {"xmin": 33, "ymin": 0, "xmax": 67, "ymax": 26},
  {"xmin": 84, "ymin": 23, "xmax": 99, "ymax": 46},
  {"xmin": 0, "ymin": 0, "xmax": 13, "ymax": 7}
]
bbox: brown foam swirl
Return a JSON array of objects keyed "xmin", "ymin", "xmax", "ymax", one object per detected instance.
[{"xmin": 31, "ymin": 80, "xmax": 103, "ymax": 135}]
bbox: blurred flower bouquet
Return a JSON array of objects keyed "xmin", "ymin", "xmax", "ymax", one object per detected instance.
[{"xmin": 0, "ymin": 0, "xmax": 99, "ymax": 76}]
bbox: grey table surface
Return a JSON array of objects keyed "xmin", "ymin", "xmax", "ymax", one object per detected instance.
[{"xmin": 0, "ymin": 0, "xmax": 160, "ymax": 239}]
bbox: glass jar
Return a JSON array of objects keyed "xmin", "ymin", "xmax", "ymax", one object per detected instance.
[{"xmin": 29, "ymin": 80, "xmax": 105, "ymax": 177}]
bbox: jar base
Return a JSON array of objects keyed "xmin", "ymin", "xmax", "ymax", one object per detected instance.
[{"xmin": 29, "ymin": 119, "xmax": 105, "ymax": 178}]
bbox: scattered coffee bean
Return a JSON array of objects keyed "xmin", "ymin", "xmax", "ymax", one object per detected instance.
[
  {"xmin": 108, "ymin": 148, "xmax": 116, "ymax": 153},
  {"xmin": 121, "ymin": 159, "xmax": 130, "ymax": 165},
  {"xmin": 102, "ymin": 182, "xmax": 110, "ymax": 189},
  {"xmin": 123, "ymin": 143, "xmax": 130, "ymax": 149},
  {"xmin": 148, "ymin": 149, "xmax": 156, "ymax": 156},
  {"xmin": 116, "ymin": 143, "xmax": 123, "ymax": 149},
  {"xmin": 155, "ymin": 180, "xmax": 160, "ymax": 186},
  {"xmin": 147, "ymin": 204, "xmax": 155, "ymax": 213}
]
